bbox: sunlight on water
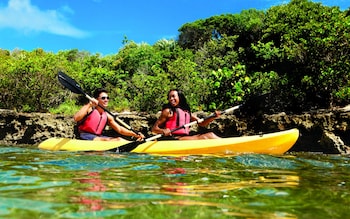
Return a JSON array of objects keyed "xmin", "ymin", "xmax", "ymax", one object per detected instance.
[{"xmin": 0, "ymin": 146, "xmax": 349, "ymax": 218}]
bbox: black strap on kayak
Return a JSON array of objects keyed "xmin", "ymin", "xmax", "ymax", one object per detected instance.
[{"xmin": 112, "ymin": 142, "xmax": 141, "ymax": 153}]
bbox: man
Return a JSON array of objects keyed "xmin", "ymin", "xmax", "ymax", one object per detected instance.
[{"xmin": 74, "ymin": 88, "xmax": 144, "ymax": 141}]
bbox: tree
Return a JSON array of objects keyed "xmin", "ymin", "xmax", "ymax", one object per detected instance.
[{"xmin": 256, "ymin": 0, "xmax": 350, "ymax": 109}]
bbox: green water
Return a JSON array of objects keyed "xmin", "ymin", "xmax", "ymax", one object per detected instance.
[{"xmin": 0, "ymin": 146, "xmax": 349, "ymax": 219}]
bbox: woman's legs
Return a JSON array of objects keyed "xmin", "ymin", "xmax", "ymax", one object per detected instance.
[
  {"xmin": 178, "ymin": 132, "xmax": 220, "ymax": 140},
  {"xmin": 93, "ymin": 136, "xmax": 130, "ymax": 142}
]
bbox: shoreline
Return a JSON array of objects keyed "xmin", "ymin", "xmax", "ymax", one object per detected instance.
[{"xmin": 1, "ymin": 108, "xmax": 350, "ymax": 154}]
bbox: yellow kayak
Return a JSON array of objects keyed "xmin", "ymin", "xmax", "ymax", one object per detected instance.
[{"xmin": 38, "ymin": 129, "xmax": 299, "ymax": 155}]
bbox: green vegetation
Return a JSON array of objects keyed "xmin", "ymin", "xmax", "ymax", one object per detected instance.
[{"xmin": 1, "ymin": 0, "xmax": 349, "ymax": 114}]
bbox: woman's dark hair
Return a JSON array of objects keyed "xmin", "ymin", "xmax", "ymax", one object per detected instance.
[
  {"xmin": 93, "ymin": 88, "xmax": 108, "ymax": 98},
  {"xmin": 162, "ymin": 89, "xmax": 191, "ymax": 112}
]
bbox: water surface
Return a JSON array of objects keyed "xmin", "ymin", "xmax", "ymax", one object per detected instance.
[{"xmin": 0, "ymin": 145, "xmax": 349, "ymax": 218}]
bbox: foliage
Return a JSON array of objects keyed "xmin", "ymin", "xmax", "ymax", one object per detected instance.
[
  {"xmin": 0, "ymin": 49, "xmax": 63, "ymax": 112},
  {"xmin": 49, "ymin": 99, "xmax": 80, "ymax": 115},
  {"xmin": 0, "ymin": 0, "xmax": 350, "ymax": 114},
  {"xmin": 258, "ymin": 0, "xmax": 350, "ymax": 109},
  {"xmin": 207, "ymin": 66, "xmax": 246, "ymax": 110}
]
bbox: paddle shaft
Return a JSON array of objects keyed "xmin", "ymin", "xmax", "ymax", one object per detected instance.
[
  {"xmin": 146, "ymin": 104, "xmax": 242, "ymax": 141},
  {"xmin": 58, "ymin": 71, "xmax": 136, "ymax": 132}
]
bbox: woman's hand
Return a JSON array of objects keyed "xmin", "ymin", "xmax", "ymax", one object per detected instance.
[
  {"xmin": 162, "ymin": 128, "xmax": 172, "ymax": 136},
  {"xmin": 214, "ymin": 110, "xmax": 221, "ymax": 118}
]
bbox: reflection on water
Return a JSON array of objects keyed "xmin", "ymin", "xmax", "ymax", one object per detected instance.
[
  {"xmin": 0, "ymin": 146, "xmax": 349, "ymax": 218},
  {"xmin": 73, "ymin": 172, "xmax": 106, "ymax": 211},
  {"xmin": 161, "ymin": 174, "xmax": 299, "ymax": 195}
]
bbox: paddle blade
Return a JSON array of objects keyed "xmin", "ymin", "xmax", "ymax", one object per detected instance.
[
  {"xmin": 108, "ymin": 141, "xmax": 142, "ymax": 153},
  {"xmin": 58, "ymin": 71, "xmax": 85, "ymax": 95}
]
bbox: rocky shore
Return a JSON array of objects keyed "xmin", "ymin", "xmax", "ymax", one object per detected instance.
[{"xmin": 1, "ymin": 108, "xmax": 350, "ymax": 154}]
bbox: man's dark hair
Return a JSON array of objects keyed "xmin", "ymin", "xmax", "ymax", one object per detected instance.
[{"xmin": 93, "ymin": 88, "xmax": 108, "ymax": 98}]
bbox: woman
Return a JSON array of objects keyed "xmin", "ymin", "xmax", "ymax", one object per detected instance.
[
  {"xmin": 73, "ymin": 88, "xmax": 144, "ymax": 141},
  {"xmin": 151, "ymin": 89, "xmax": 221, "ymax": 140}
]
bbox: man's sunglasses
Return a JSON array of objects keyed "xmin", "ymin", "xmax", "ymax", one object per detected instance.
[{"xmin": 100, "ymin": 96, "xmax": 109, "ymax": 100}]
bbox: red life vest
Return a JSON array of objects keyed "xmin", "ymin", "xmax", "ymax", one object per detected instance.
[
  {"xmin": 165, "ymin": 108, "xmax": 191, "ymax": 135},
  {"xmin": 78, "ymin": 109, "xmax": 107, "ymax": 135}
]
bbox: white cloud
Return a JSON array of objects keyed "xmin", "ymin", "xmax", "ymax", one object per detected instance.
[{"xmin": 0, "ymin": 0, "xmax": 89, "ymax": 38}]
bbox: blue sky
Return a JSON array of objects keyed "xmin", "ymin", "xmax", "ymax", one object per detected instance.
[{"xmin": 0, "ymin": 0, "xmax": 349, "ymax": 56}]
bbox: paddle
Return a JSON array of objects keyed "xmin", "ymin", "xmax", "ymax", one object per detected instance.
[
  {"xmin": 110, "ymin": 104, "xmax": 243, "ymax": 153},
  {"xmin": 57, "ymin": 71, "xmax": 138, "ymax": 133}
]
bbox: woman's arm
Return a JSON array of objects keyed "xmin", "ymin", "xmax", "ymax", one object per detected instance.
[
  {"xmin": 151, "ymin": 108, "xmax": 172, "ymax": 136},
  {"xmin": 193, "ymin": 111, "xmax": 221, "ymax": 127}
]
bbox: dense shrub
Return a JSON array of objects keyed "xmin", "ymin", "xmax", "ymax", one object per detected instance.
[{"xmin": 0, "ymin": 0, "xmax": 349, "ymax": 114}]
